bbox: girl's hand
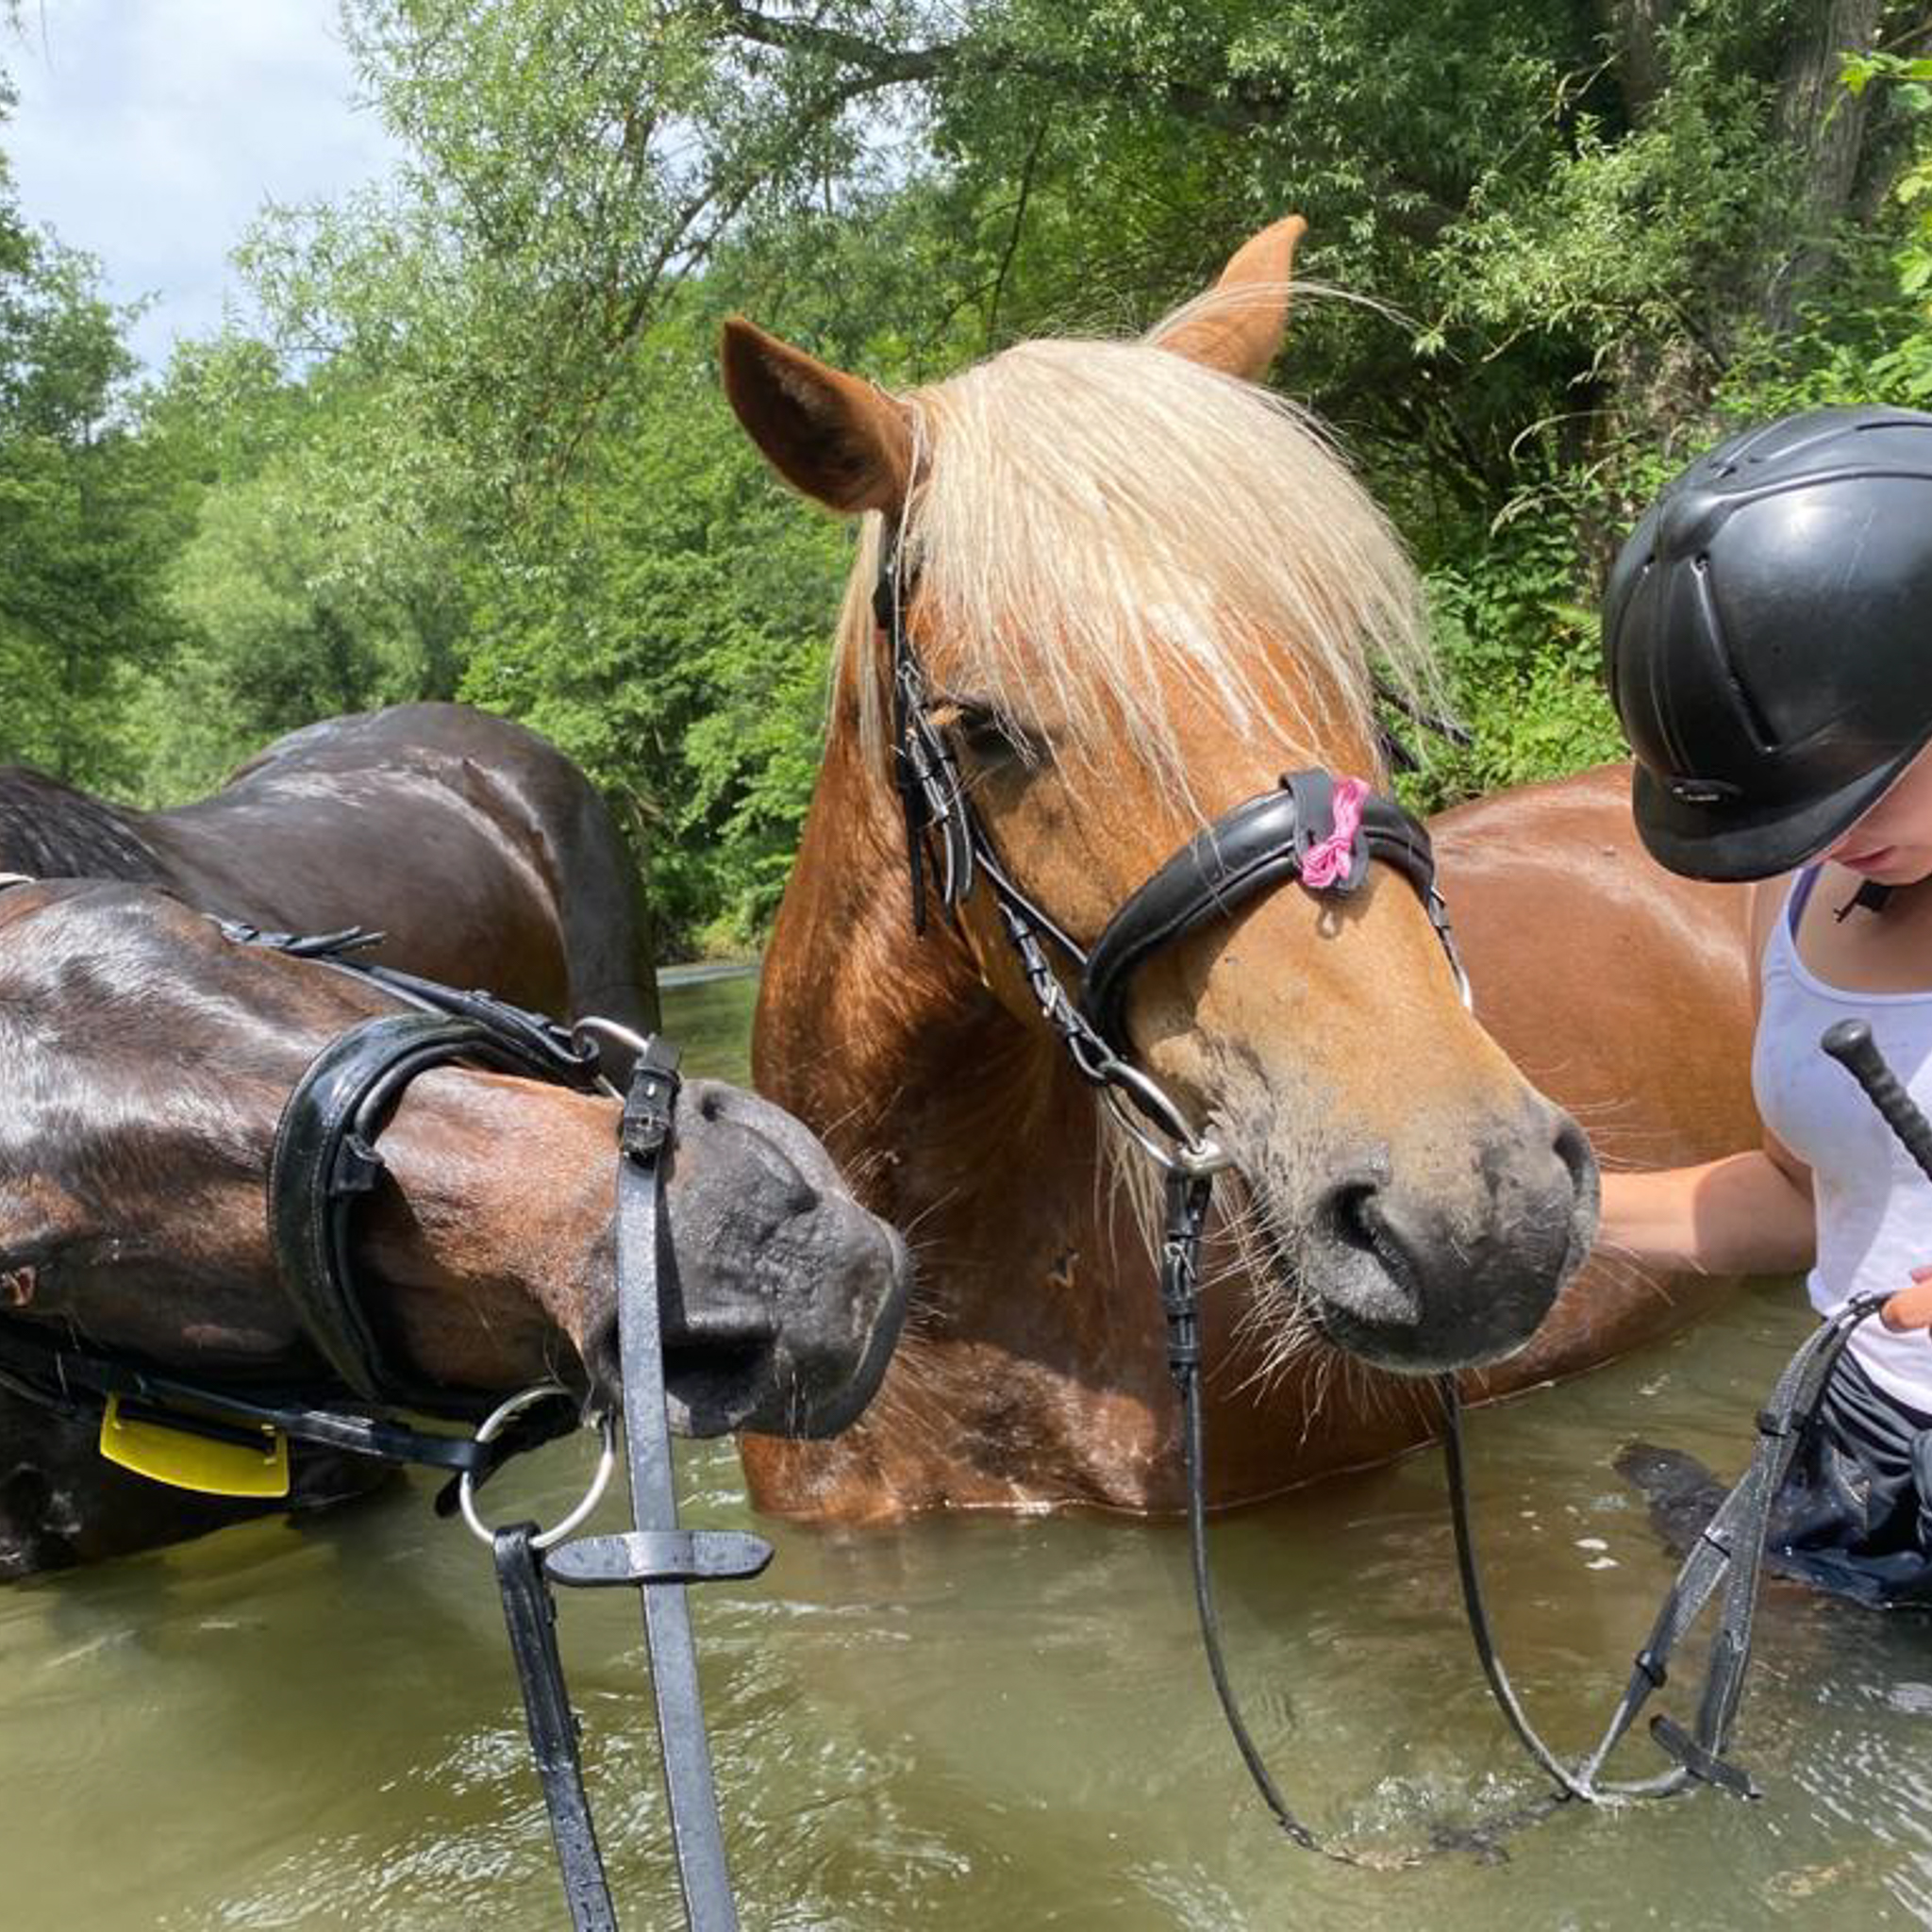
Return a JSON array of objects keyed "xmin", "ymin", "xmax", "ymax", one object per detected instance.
[{"xmin": 1882, "ymin": 1265, "xmax": 1932, "ymax": 1333}]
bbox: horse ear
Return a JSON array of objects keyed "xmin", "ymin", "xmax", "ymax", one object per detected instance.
[
  {"xmin": 720, "ymin": 319, "xmax": 913, "ymax": 515},
  {"xmin": 1151, "ymin": 216, "xmax": 1308, "ymax": 383}
]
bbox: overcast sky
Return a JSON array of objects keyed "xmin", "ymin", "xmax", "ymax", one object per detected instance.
[{"xmin": 8, "ymin": 0, "xmax": 399, "ymax": 370}]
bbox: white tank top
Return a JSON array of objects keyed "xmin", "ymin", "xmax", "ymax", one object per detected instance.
[{"xmin": 1753, "ymin": 871, "xmax": 1932, "ymax": 1410}]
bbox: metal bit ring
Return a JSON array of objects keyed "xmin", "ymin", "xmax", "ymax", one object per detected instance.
[{"xmin": 458, "ymin": 1382, "xmax": 618, "ymax": 1552}]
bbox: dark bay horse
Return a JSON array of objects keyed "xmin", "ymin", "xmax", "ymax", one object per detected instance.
[
  {"xmin": 0, "ymin": 700, "xmax": 657, "ymax": 1030},
  {"xmin": 0, "ymin": 878, "xmax": 910, "ymax": 1575},
  {"xmin": 716, "ymin": 217, "xmax": 1672, "ymax": 1522},
  {"xmin": 0, "ymin": 700, "xmax": 664, "ymax": 1568}
]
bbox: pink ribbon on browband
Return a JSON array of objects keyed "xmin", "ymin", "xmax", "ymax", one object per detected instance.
[{"xmin": 1300, "ymin": 776, "xmax": 1369, "ymax": 891}]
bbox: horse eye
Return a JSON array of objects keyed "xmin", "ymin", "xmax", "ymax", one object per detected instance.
[{"xmin": 946, "ymin": 701, "xmax": 1031, "ymax": 763}]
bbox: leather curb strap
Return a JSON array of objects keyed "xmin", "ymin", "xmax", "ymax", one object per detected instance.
[{"xmin": 491, "ymin": 1040, "xmax": 772, "ymax": 1932}]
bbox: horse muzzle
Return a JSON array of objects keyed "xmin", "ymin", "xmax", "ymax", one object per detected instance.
[
  {"xmin": 642, "ymin": 1079, "xmax": 912, "ymax": 1438},
  {"xmin": 1291, "ymin": 1104, "xmax": 1598, "ymax": 1374}
]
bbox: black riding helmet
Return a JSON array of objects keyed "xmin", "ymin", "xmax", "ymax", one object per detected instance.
[{"xmin": 1602, "ymin": 405, "xmax": 1932, "ymax": 881}]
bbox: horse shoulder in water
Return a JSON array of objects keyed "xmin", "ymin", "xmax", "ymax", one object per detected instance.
[
  {"xmin": 0, "ymin": 880, "xmax": 908, "ymax": 1575},
  {"xmin": 725, "ymin": 216, "xmax": 1601, "ymax": 1522}
]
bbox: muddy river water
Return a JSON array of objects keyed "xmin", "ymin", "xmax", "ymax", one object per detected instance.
[{"xmin": 2, "ymin": 971, "xmax": 1928, "ymax": 1929}]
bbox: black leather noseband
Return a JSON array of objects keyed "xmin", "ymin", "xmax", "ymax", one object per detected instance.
[
  {"xmin": 263, "ymin": 979, "xmax": 600, "ymax": 1414},
  {"xmin": 1081, "ymin": 771, "xmax": 1456, "ymax": 1054}
]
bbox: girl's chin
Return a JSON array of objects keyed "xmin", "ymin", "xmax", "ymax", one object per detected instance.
[{"xmin": 1836, "ymin": 849, "xmax": 1932, "ymax": 886}]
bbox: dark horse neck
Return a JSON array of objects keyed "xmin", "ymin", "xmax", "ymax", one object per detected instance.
[{"xmin": 1, "ymin": 704, "xmax": 659, "ymax": 1034}]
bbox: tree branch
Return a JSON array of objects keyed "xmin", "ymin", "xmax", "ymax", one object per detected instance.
[{"xmin": 985, "ymin": 118, "xmax": 1048, "ymax": 350}]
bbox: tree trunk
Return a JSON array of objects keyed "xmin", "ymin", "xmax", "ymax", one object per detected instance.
[
  {"xmin": 1757, "ymin": 0, "xmax": 1885, "ymax": 335},
  {"xmin": 1598, "ymin": 0, "xmax": 1681, "ymax": 121}
]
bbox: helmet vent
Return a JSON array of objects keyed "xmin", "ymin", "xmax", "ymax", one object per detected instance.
[
  {"xmin": 1667, "ymin": 776, "xmax": 1742, "ymax": 806},
  {"xmin": 1690, "ymin": 554, "xmax": 1777, "ymax": 755}
]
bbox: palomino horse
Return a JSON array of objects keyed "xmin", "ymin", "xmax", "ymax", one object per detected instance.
[
  {"xmin": 713, "ymin": 217, "xmax": 1701, "ymax": 1523},
  {"xmin": 0, "ymin": 700, "xmax": 657, "ymax": 1031},
  {"xmin": 0, "ymin": 878, "xmax": 911, "ymax": 1575}
]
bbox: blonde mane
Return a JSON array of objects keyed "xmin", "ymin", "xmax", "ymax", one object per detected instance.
[{"xmin": 833, "ymin": 303, "xmax": 1441, "ymax": 813}]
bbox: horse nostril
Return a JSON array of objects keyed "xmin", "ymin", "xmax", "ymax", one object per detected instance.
[
  {"xmin": 1552, "ymin": 1113, "xmax": 1594, "ymax": 1192},
  {"xmin": 1327, "ymin": 1180, "xmax": 1381, "ymax": 1258},
  {"xmin": 1316, "ymin": 1175, "xmax": 1424, "ymax": 1322}
]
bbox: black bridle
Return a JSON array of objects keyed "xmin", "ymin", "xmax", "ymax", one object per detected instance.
[
  {"xmin": 880, "ymin": 532, "xmax": 1466, "ymax": 1163},
  {"xmin": 0, "ymin": 916, "xmax": 595, "ymax": 1481},
  {"xmin": 874, "ymin": 531, "xmax": 1883, "ymax": 1857},
  {"xmin": 878, "ymin": 532, "xmax": 1475, "ymax": 1850}
]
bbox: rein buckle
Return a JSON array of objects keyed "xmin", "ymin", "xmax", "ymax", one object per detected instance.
[{"xmin": 620, "ymin": 1039, "xmax": 683, "ymax": 1160}]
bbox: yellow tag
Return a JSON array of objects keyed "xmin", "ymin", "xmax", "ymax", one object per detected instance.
[{"xmin": 98, "ymin": 1396, "xmax": 291, "ymax": 1499}]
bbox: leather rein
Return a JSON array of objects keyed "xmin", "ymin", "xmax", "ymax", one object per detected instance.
[
  {"xmin": 0, "ymin": 886, "xmax": 754, "ymax": 1931},
  {"xmin": 874, "ymin": 531, "xmax": 1869, "ymax": 1857}
]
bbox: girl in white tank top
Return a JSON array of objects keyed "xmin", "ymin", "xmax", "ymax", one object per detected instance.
[
  {"xmin": 1595, "ymin": 406, "xmax": 1932, "ymax": 1601},
  {"xmin": 1596, "ymin": 758, "xmax": 1932, "ymax": 1601},
  {"xmin": 1754, "ymin": 870, "xmax": 1932, "ymax": 1414}
]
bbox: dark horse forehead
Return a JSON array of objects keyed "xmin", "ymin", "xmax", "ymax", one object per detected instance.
[{"xmin": 0, "ymin": 768, "xmax": 165, "ymax": 881}]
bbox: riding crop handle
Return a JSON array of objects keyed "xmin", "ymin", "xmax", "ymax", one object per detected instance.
[{"xmin": 1821, "ymin": 1020, "xmax": 1932, "ymax": 1188}]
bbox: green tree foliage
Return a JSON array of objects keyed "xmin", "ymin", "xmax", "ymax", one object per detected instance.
[
  {"xmin": 0, "ymin": 210, "xmax": 183, "ymax": 788},
  {"xmin": 460, "ymin": 322, "xmax": 851, "ymax": 944},
  {"xmin": 2, "ymin": 3, "xmax": 1924, "ymax": 947},
  {"xmin": 136, "ymin": 343, "xmax": 470, "ymax": 798}
]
